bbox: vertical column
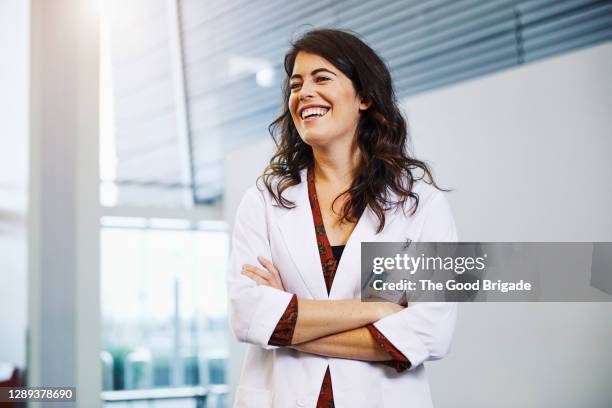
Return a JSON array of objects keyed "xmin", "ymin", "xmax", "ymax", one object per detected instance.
[
  {"xmin": 168, "ymin": 0, "xmax": 191, "ymax": 385},
  {"xmin": 28, "ymin": 0, "xmax": 100, "ymax": 407},
  {"xmin": 167, "ymin": 0, "xmax": 197, "ymax": 207}
]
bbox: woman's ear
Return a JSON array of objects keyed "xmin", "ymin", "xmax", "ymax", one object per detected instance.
[{"xmin": 359, "ymin": 96, "xmax": 372, "ymax": 111}]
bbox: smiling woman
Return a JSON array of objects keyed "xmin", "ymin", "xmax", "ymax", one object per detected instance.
[{"xmin": 227, "ymin": 29, "xmax": 458, "ymax": 408}]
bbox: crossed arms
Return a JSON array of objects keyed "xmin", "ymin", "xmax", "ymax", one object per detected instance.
[
  {"xmin": 241, "ymin": 256, "xmax": 406, "ymax": 363},
  {"xmin": 228, "ymin": 187, "xmax": 456, "ymax": 368}
]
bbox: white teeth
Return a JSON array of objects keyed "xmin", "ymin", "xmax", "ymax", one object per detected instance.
[{"xmin": 301, "ymin": 107, "xmax": 329, "ymax": 120}]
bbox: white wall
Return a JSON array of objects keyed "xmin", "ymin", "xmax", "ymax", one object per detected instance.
[
  {"xmin": 405, "ymin": 42, "xmax": 612, "ymax": 407},
  {"xmin": 224, "ymin": 41, "xmax": 612, "ymax": 407},
  {"xmin": 0, "ymin": 0, "xmax": 30, "ymax": 370},
  {"xmin": 405, "ymin": 43, "xmax": 612, "ymax": 243}
]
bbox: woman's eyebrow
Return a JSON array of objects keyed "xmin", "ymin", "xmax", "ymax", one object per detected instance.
[{"xmin": 290, "ymin": 68, "xmax": 337, "ymax": 81}]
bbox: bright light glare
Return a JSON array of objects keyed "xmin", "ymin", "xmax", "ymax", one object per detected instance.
[
  {"xmin": 256, "ymin": 68, "xmax": 275, "ymax": 87},
  {"xmin": 229, "ymin": 55, "xmax": 275, "ymax": 87}
]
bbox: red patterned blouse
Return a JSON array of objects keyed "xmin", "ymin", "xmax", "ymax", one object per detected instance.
[{"xmin": 268, "ymin": 166, "xmax": 410, "ymax": 407}]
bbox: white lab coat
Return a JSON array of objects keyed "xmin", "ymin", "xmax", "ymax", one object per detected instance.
[{"xmin": 227, "ymin": 169, "xmax": 458, "ymax": 408}]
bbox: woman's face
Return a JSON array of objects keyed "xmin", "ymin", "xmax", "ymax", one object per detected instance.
[{"xmin": 288, "ymin": 52, "xmax": 369, "ymax": 148}]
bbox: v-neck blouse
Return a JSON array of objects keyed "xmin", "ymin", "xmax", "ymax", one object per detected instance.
[
  {"xmin": 330, "ymin": 245, "xmax": 345, "ymax": 263},
  {"xmin": 268, "ymin": 166, "xmax": 410, "ymax": 407}
]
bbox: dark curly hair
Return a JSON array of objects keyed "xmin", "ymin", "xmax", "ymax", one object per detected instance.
[{"xmin": 260, "ymin": 28, "xmax": 442, "ymax": 233}]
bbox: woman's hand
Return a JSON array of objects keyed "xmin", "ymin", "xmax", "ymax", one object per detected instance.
[{"xmin": 241, "ymin": 256, "xmax": 286, "ymax": 291}]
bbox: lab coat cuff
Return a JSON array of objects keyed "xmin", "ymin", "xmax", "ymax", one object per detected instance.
[
  {"xmin": 247, "ymin": 286, "xmax": 295, "ymax": 348},
  {"xmin": 373, "ymin": 313, "xmax": 429, "ymax": 370}
]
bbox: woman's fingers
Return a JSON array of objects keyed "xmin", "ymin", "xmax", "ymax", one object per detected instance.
[
  {"xmin": 241, "ymin": 267, "xmax": 271, "ymax": 286},
  {"xmin": 242, "ymin": 264, "xmax": 273, "ymax": 280},
  {"xmin": 241, "ymin": 259, "xmax": 285, "ymax": 291},
  {"xmin": 257, "ymin": 256, "xmax": 278, "ymax": 275},
  {"xmin": 257, "ymin": 256, "xmax": 284, "ymax": 289}
]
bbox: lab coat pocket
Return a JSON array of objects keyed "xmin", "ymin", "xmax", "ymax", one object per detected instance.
[{"xmin": 234, "ymin": 386, "xmax": 273, "ymax": 408}]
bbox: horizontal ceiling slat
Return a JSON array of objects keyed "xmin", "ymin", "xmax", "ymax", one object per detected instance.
[
  {"xmin": 522, "ymin": 1, "xmax": 612, "ymax": 61},
  {"xmin": 393, "ymin": 33, "xmax": 517, "ymax": 84},
  {"xmin": 524, "ymin": 23, "xmax": 612, "ymax": 63},
  {"xmin": 115, "ymin": 109, "xmax": 176, "ymax": 134},
  {"xmin": 116, "ymin": 137, "xmax": 178, "ymax": 163},
  {"xmin": 517, "ymin": 0, "xmax": 600, "ymax": 25},
  {"xmin": 112, "ymin": 50, "xmax": 173, "ymax": 100},
  {"xmin": 191, "ymin": 107, "xmax": 278, "ymax": 147},
  {"xmin": 115, "ymin": 121, "xmax": 177, "ymax": 158},
  {"xmin": 114, "ymin": 81, "xmax": 175, "ymax": 123},
  {"xmin": 181, "ymin": 2, "xmax": 332, "ymax": 66},
  {"xmin": 337, "ymin": 0, "xmax": 440, "ymax": 34},
  {"xmin": 371, "ymin": 5, "xmax": 514, "ymax": 59},
  {"xmin": 385, "ymin": 13, "xmax": 515, "ymax": 73},
  {"xmin": 399, "ymin": 54, "xmax": 517, "ymax": 95},
  {"xmin": 111, "ymin": 11, "xmax": 170, "ymax": 68},
  {"xmin": 190, "ymin": 100, "xmax": 279, "ymax": 141},
  {"xmin": 180, "ymin": 0, "xmax": 250, "ymax": 30},
  {"xmin": 117, "ymin": 147, "xmax": 182, "ymax": 179},
  {"xmin": 522, "ymin": 1, "xmax": 612, "ymax": 38},
  {"xmin": 109, "ymin": 0, "xmax": 166, "ymax": 33},
  {"xmin": 191, "ymin": 78, "xmax": 277, "ymax": 114}
]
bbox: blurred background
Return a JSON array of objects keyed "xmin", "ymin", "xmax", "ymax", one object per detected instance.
[{"xmin": 1, "ymin": 0, "xmax": 612, "ymax": 407}]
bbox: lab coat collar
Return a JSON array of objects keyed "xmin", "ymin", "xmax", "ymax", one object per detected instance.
[
  {"xmin": 274, "ymin": 168, "xmax": 401, "ymax": 299},
  {"xmin": 275, "ymin": 168, "xmax": 328, "ymax": 299}
]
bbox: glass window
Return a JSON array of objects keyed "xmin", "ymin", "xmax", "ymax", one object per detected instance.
[{"xmin": 100, "ymin": 218, "xmax": 229, "ymax": 407}]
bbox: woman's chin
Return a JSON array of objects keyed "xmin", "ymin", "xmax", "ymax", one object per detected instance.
[{"xmin": 300, "ymin": 131, "xmax": 328, "ymax": 147}]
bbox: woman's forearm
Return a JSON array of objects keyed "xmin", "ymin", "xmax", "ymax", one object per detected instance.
[
  {"xmin": 292, "ymin": 327, "xmax": 391, "ymax": 361},
  {"xmin": 240, "ymin": 259, "xmax": 404, "ymax": 344},
  {"xmin": 291, "ymin": 299, "xmax": 402, "ymax": 344}
]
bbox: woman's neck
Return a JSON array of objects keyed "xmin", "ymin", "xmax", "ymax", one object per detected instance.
[{"xmin": 312, "ymin": 141, "xmax": 360, "ymax": 189}]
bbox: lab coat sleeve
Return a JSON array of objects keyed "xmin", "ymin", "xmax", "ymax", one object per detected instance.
[
  {"xmin": 373, "ymin": 191, "xmax": 458, "ymax": 370},
  {"xmin": 227, "ymin": 186, "xmax": 294, "ymax": 349}
]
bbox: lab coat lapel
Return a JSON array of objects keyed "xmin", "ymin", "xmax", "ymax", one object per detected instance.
[
  {"xmin": 275, "ymin": 170, "xmax": 328, "ymax": 300},
  {"xmin": 329, "ymin": 205, "xmax": 402, "ymax": 300},
  {"xmin": 328, "ymin": 206, "xmax": 377, "ymax": 300}
]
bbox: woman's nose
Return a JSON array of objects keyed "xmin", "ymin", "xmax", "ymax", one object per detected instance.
[{"xmin": 298, "ymin": 81, "xmax": 315, "ymax": 100}]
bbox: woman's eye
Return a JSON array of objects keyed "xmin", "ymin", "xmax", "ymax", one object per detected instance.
[
  {"xmin": 290, "ymin": 82, "xmax": 301, "ymax": 90},
  {"xmin": 315, "ymin": 76, "xmax": 331, "ymax": 83}
]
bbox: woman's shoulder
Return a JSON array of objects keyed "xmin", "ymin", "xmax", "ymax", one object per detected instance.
[
  {"xmin": 239, "ymin": 182, "xmax": 275, "ymax": 210},
  {"xmin": 401, "ymin": 177, "xmax": 448, "ymax": 213},
  {"xmin": 403, "ymin": 178, "xmax": 457, "ymax": 241},
  {"xmin": 251, "ymin": 168, "xmax": 307, "ymax": 204},
  {"xmin": 239, "ymin": 172, "xmax": 298, "ymax": 209}
]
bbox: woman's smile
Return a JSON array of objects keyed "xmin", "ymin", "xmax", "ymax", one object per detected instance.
[{"xmin": 300, "ymin": 105, "xmax": 331, "ymax": 123}]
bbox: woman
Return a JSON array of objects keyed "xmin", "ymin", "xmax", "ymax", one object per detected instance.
[{"xmin": 227, "ymin": 29, "xmax": 457, "ymax": 408}]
